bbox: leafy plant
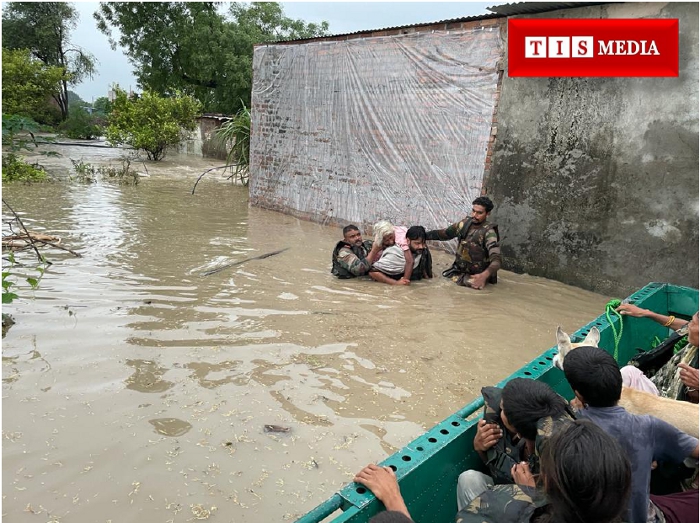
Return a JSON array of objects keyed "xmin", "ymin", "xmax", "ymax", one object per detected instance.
[
  {"xmin": 215, "ymin": 104, "xmax": 250, "ymax": 185},
  {"xmin": 1, "ymin": 251, "xmax": 46, "ymax": 305},
  {"xmin": 2, "ymin": 3, "xmax": 96, "ymax": 120},
  {"xmin": 105, "ymin": 89, "xmax": 201, "ymax": 161},
  {"xmin": 2, "ymin": 153, "xmax": 47, "ymax": 183},
  {"xmin": 59, "ymin": 107, "xmax": 102, "ymax": 139},
  {"xmin": 70, "ymin": 157, "xmax": 139, "ymax": 185},
  {"xmin": 1, "ymin": 47, "xmax": 67, "ymax": 121}
]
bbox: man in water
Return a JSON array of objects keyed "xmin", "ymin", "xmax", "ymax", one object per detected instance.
[
  {"xmin": 331, "ymin": 224, "xmax": 382, "ymax": 278},
  {"xmin": 369, "ymin": 225, "xmax": 433, "ymax": 285},
  {"xmin": 426, "ymin": 196, "xmax": 500, "ymax": 290}
]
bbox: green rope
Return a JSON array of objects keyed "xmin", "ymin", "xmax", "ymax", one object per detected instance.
[{"xmin": 605, "ymin": 299, "xmax": 623, "ymax": 361}]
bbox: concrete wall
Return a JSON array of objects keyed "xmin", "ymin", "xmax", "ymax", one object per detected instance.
[{"xmin": 487, "ymin": 2, "xmax": 699, "ymax": 295}]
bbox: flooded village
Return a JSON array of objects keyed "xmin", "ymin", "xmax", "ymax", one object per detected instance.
[{"xmin": 2, "ymin": 2, "xmax": 698, "ymax": 523}]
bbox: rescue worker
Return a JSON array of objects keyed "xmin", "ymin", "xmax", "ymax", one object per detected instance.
[
  {"xmin": 425, "ymin": 196, "xmax": 501, "ymax": 290},
  {"xmin": 331, "ymin": 224, "xmax": 381, "ymax": 279}
]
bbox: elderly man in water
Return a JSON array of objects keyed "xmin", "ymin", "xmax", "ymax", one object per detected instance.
[{"xmin": 369, "ymin": 221, "xmax": 433, "ymax": 285}]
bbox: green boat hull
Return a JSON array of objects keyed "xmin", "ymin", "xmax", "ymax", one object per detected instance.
[{"xmin": 297, "ymin": 282, "xmax": 699, "ymax": 523}]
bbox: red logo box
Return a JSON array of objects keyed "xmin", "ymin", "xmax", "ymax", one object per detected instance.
[{"xmin": 508, "ymin": 18, "xmax": 679, "ymax": 77}]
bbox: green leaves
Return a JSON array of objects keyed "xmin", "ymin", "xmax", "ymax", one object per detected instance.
[
  {"xmin": 105, "ymin": 88, "xmax": 202, "ymax": 161},
  {"xmin": 1, "ymin": 48, "xmax": 67, "ymax": 119},
  {"xmin": 2, "ymin": 2, "xmax": 96, "ymax": 120},
  {"xmin": 94, "ymin": 2, "xmax": 328, "ymax": 114}
]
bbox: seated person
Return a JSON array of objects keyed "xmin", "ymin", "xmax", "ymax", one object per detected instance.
[
  {"xmin": 563, "ymin": 345, "xmax": 699, "ymax": 523},
  {"xmin": 457, "ymin": 378, "xmax": 573, "ymax": 511},
  {"xmin": 457, "ymin": 419, "xmax": 632, "ymax": 523},
  {"xmin": 331, "ymin": 224, "xmax": 381, "ymax": 279},
  {"xmin": 617, "ymin": 304, "xmax": 698, "ymax": 403},
  {"xmin": 370, "ymin": 224, "xmax": 432, "ymax": 286}
]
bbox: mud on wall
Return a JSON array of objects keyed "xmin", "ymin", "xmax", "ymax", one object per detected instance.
[
  {"xmin": 487, "ymin": 3, "xmax": 699, "ymax": 295},
  {"xmin": 249, "ymin": 23, "xmax": 503, "ymax": 236}
]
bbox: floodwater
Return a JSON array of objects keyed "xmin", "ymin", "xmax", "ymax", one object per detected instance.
[{"xmin": 2, "ymin": 142, "xmax": 609, "ymax": 522}]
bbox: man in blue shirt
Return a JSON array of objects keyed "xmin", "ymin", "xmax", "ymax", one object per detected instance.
[{"xmin": 563, "ymin": 346, "xmax": 698, "ymax": 523}]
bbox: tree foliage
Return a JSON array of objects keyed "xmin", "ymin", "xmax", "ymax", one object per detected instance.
[
  {"xmin": 94, "ymin": 2, "xmax": 328, "ymax": 114},
  {"xmin": 2, "ymin": 2, "xmax": 96, "ymax": 120},
  {"xmin": 93, "ymin": 96, "xmax": 113, "ymax": 115},
  {"xmin": 105, "ymin": 89, "xmax": 202, "ymax": 161},
  {"xmin": 2, "ymin": 48, "xmax": 67, "ymax": 118},
  {"xmin": 59, "ymin": 107, "xmax": 102, "ymax": 140}
]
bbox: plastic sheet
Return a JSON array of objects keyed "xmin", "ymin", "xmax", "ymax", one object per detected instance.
[{"xmin": 250, "ymin": 27, "xmax": 502, "ymax": 250}]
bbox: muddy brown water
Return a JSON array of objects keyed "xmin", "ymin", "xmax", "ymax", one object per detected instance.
[{"xmin": 2, "ymin": 143, "xmax": 610, "ymax": 522}]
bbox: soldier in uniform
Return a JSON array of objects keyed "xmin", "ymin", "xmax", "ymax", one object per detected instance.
[
  {"xmin": 456, "ymin": 419, "xmax": 631, "ymax": 523},
  {"xmin": 331, "ymin": 224, "xmax": 381, "ymax": 279},
  {"xmin": 425, "ymin": 196, "xmax": 501, "ymax": 290}
]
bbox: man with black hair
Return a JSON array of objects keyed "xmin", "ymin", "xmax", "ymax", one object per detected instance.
[
  {"xmin": 370, "ymin": 225, "xmax": 433, "ymax": 285},
  {"xmin": 563, "ymin": 346, "xmax": 699, "ymax": 523},
  {"xmin": 331, "ymin": 224, "xmax": 381, "ymax": 279},
  {"xmin": 425, "ymin": 196, "xmax": 501, "ymax": 290}
]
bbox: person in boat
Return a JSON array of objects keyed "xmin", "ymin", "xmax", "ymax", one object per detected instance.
[
  {"xmin": 369, "ymin": 225, "xmax": 433, "ymax": 285},
  {"xmin": 562, "ymin": 345, "xmax": 699, "ymax": 523},
  {"xmin": 424, "ymin": 196, "xmax": 500, "ymax": 290},
  {"xmin": 616, "ymin": 304, "xmax": 699, "ymax": 403},
  {"xmin": 457, "ymin": 378, "xmax": 574, "ymax": 511},
  {"xmin": 331, "ymin": 224, "xmax": 382, "ymax": 279},
  {"xmin": 456, "ymin": 418, "xmax": 632, "ymax": 523}
]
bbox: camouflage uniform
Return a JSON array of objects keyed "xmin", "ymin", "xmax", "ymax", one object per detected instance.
[
  {"xmin": 456, "ymin": 415, "xmax": 574, "ymax": 523},
  {"xmin": 331, "ymin": 240, "xmax": 374, "ymax": 278},
  {"xmin": 651, "ymin": 324, "xmax": 699, "ymax": 401},
  {"xmin": 425, "ymin": 218, "xmax": 501, "ymax": 286}
]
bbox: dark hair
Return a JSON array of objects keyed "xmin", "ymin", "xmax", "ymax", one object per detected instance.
[
  {"xmin": 538, "ymin": 419, "xmax": 631, "ymax": 523},
  {"xmin": 406, "ymin": 225, "xmax": 426, "ymax": 242},
  {"xmin": 472, "ymin": 196, "xmax": 494, "ymax": 213},
  {"xmin": 563, "ymin": 346, "xmax": 622, "ymax": 407},
  {"xmin": 369, "ymin": 511, "xmax": 414, "ymax": 523},
  {"xmin": 343, "ymin": 224, "xmax": 360, "ymax": 236},
  {"xmin": 501, "ymin": 378, "xmax": 569, "ymax": 441}
]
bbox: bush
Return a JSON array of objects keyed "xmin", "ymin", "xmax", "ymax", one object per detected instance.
[
  {"xmin": 59, "ymin": 107, "xmax": 102, "ymax": 139},
  {"xmin": 106, "ymin": 89, "xmax": 201, "ymax": 161},
  {"xmin": 2, "ymin": 153, "xmax": 48, "ymax": 182}
]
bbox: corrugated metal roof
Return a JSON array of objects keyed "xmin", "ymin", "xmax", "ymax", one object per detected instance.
[
  {"xmin": 265, "ymin": 12, "xmax": 503, "ymax": 45},
  {"xmin": 486, "ymin": 2, "xmax": 609, "ymax": 16}
]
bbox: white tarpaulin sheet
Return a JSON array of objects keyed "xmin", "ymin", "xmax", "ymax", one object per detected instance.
[{"xmin": 250, "ymin": 27, "xmax": 502, "ymax": 236}]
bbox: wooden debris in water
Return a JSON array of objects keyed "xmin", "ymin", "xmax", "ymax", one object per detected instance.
[{"xmin": 264, "ymin": 424, "xmax": 291, "ymax": 433}]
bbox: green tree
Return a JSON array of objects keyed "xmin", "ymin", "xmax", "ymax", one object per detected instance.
[
  {"xmin": 93, "ymin": 96, "xmax": 113, "ymax": 115},
  {"xmin": 2, "ymin": 2, "xmax": 96, "ymax": 120},
  {"xmin": 105, "ymin": 89, "xmax": 202, "ymax": 161},
  {"xmin": 59, "ymin": 107, "xmax": 102, "ymax": 140},
  {"xmin": 94, "ymin": 2, "xmax": 328, "ymax": 113},
  {"xmin": 2, "ymin": 48, "xmax": 66, "ymax": 118}
]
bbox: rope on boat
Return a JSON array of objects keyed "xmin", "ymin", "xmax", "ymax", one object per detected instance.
[{"xmin": 605, "ymin": 299, "xmax": 623, "ymax": 361}]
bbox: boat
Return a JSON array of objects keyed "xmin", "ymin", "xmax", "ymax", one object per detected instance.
[{"xmin": 297, "ymin": 282, "xmax": 699, "ymax": 523}]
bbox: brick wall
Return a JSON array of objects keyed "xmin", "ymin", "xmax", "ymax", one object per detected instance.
[{"xmin": 250, "ymin": 21, "xmax": 505, "ymax": 239}]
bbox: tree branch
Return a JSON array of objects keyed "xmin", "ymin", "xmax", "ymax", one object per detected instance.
[{"xmin": 2, "ymin": 199, "xmax": 52, "ymax": 265}]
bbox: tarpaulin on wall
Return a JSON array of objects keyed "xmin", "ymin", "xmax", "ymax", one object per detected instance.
[{"xmin": 250, "ymin": 27, "xmax": 503, "ymax": 243}]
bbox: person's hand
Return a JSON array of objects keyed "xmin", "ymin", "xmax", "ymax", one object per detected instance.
[
  {"xmin": 678, "ymin": 363, "xmax": 699, "ymax": 389},
  {"xmin": 469, "ymin": 272, "xmax": 489, "ymax": 290},
  {"xmin": 354, "ymin": 464, "xmax": 409, "ymax": 516},
  {"xmin": 570, "ymin": 397, "xmax": 585, "ymax": 410},
  {"xmin": 511, "ymin": 462, "xmax": 536, "ymax": 487},
  {"xmin": 616, "ymin": 303, "xmax": 648, "ymax": 318},
  {"xmin": 398, "ymin": 277, "xmax": 411, "ymax": 285},
  {"xmin": 473, "ymin": 419, "xmax": 502, "ymax": 452}
]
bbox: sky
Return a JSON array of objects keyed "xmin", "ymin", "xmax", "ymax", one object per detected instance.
[{"xmin": 69, "ymin": 1, "xmax": 494, "ymax": 103}]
